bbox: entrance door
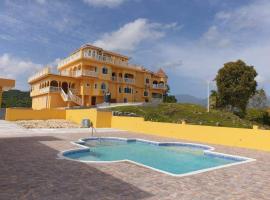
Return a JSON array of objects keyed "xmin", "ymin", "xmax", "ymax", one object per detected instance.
[
  {"xmin": 61, "ymin": 82, "xmax": 68, "ymax": 93},
  {"xmin": 91, "ymin": 96, "xmax": 96, "ymax": 105}
]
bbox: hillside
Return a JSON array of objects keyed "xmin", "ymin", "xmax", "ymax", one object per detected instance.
[
  {"xmin": 1, "ymin": 90, "xmax": 31, "ymax": 108},
  {"xmin": 110, "ymin": 103, "xmax": 253, "ymax": 129},
  {"xmin": 175, "ymin": 94, "xmax": 207, "ymax": 106}
]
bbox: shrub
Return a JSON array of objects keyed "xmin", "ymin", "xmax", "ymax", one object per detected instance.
[{"xmin": 245, "ymin": 109, "xmax": 270, "ymax": 125}]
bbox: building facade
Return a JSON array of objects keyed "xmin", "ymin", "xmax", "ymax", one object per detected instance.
[{"xmin": 28, "ymin": 44, "xmax": 168, "ymax": 110}]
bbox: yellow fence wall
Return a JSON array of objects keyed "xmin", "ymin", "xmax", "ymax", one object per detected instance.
[
  {"xmin": 65, "ymin": 109, "xmax": 111, "ymax": 128},
  {"xmin": 5, "ymin": 108, "xmax": 270, "ymax": 151},
  {"xmin": 5, "ymin": 108, "xmax": 66, "ymax": 121},
  {"xmin": 111, "ymin": 116, "xmax": 270, "ymax": 151}
]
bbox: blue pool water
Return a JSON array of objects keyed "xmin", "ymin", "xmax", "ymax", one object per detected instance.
[{"xmin": 64, "ymin": 138, "xmax": 249, "ymax": 175}]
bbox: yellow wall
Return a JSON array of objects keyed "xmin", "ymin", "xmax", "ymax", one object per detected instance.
[
  {"xmin": 66, "ymin": 109, "xmax": 98, "ymax": 127},
  {"xmin": 65, "ymin": 109, "xmax": 111, "ymax": 128},
  {"xmin": 111, "ymin": 116, "xmax": 270, "ymax": 152},
  {"xmin": 6, "ymin": 107, "xmax": 270, "ymax": 151},
  {"xmin": 5, "ymin": 108, "xmax": 66, "ymax": 121}
]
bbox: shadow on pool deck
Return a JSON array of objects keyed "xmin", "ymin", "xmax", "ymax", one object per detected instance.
[{"xmin": 0, "ymin": 136, "xmax": 153, "ymax": 200}]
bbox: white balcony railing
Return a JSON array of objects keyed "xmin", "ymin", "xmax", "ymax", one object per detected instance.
[
  {"xmin": 82, "ymin": 49, "xmax": 144, "ymax": 70},
  {"xmin": 124, "ymin": 78, "xmax": 135, "ymax": 84},
  {"xmin": 57, "ymin": 51, "xmax": 81, "ymax": 68},
  {"xmin": 82, "ymin": 70, "xmax": 98, "ymax": 77},
  {"xmin": 152, "ymin": 84, "xmax": 166, "ymax": 89},
  {"xmin": 30, "ymin": 86, "xmax": 61, "ymax": 96},
  {"xmin": 60, "ymin": 70, "xmax": 98, "ymax": 78}
]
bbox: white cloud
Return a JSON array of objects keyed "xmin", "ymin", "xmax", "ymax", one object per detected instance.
[
  {"xmin": 94, "ymin": 18, "xmax": 179, "ymax": 51},
  {"xmin": 155, "ymin": 0, "xmax": 270, "ymax": 80},
  {"xmin": 215, "ymin": 1, "xmax": 270, "ymax": 32},
  {"xmin": 0, "ymin": 54, "xmax": 42, "ymax": 90},
  {"xmin": 83, "ymin": 0, "xmax": 126, "ymax": 8}
]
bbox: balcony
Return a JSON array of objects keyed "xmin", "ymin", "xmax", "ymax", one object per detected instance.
[
  {"xmin": 30, "ymin": 86, "xmax": 60, "ymax": 96},
  {"xmin": 57, "ymin": 51, "xmax": 81, "ymax": 68},
  {"xmin": 152, "ymin": 84, "xmax": 166, "ymax": 89},
  {"xmin": 60, "ymin": 70, "xmax": 98, "ymax": 78},
  {"xmin": 124, "ymin": 78, "xmax": 135, "ymax": 84},
  {"xmin": 82, "ymin": 49, "xmax": 143, "ymax": 70}
]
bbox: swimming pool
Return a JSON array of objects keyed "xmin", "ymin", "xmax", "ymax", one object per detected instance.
[{"xmin": 60, "ymin": 137, "xmax": 255, "ymax": 176}]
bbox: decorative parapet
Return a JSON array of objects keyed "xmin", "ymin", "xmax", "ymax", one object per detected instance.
[
  {"xmin": 28, "ymin": 67, "xmax": 51, "ymax": 83},
  {"xmin": 57, "ymin": 51, "xmax": 82, "ymax": 68}
]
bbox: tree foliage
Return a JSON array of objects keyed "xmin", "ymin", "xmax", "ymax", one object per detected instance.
[
  {"xmin": 1, "ymin": 90, "xmax": 31, "ymax": 108},
  {"xmin": 248, "ymin": 89, "xmax": 268, "ymax": 109},
  {"xmin": 215, "ymin": 60, "xmax": 257, "ymax": 115},
  {"xmin": 163, "ymin": 84, "xmax": 177, "ymax": 103}
]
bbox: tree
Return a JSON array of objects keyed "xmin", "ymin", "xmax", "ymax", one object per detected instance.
[
  {"xmin": 215, "ymin": 60, "xmax": 257, "ymax": 116},
  {"xmin": 248, "ymin": 89, "xmax": 268, "ymax": 109},
  {"xmin": 163, "ymin": 85, "xmax": 177, "ymax": 103},
  {"xmin": 209, "ymin": 90, "xmax": 218, "ymax": 109}
]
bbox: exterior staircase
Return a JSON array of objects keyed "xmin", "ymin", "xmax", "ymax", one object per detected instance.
[{"xmin": 60, "ymin": 88, "xmax": 83, "ymax": 106}]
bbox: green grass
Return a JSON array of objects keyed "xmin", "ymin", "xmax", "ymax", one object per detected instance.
[{"xmin": 109, "ymin": 103, "xmax": 253, "ymax": 129}]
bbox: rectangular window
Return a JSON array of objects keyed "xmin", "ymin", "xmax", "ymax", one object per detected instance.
[{"xmin": 102, "ymin": 67, "xmax": 108, "ymax": 74}]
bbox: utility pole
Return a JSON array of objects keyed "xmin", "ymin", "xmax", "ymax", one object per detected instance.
[{"xmin": 207, "ymin": 80, "xmax": 210, "ymax": 112}]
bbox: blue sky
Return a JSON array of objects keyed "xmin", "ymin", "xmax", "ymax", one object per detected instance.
[{"xmin": 1, "ymin": 0, "xmax": 270, "ymax": 97}]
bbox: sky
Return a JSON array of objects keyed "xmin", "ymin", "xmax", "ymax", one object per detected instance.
[{"xmin": 0, "ymin": 0, "xmax": 270, "ymax": 98}]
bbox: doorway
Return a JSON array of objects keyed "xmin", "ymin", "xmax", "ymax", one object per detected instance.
[
  {"xmin": 61, "ymin": 82, "xmax": 68, "ymax": 93},
  {"xmin": 91, "ymin": 96, "xmax": 96, "ymax": 105}
]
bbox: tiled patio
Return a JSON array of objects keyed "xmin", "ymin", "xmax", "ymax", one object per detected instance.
[{"xmin": 1, "ymin": 122, "xmax": 270, "ymax": 199}]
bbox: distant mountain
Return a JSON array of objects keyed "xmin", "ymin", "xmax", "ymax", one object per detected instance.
[
  {"xmin": 1, "ymin": 89, "xmax": 31, "ymax": 108},
  {"xmin": 175, "ymin": 94, "xmax": 207, "ymax": 106}
]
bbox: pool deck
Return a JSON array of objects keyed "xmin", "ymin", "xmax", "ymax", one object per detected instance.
[{"xmin": 0, "ymin": 120, "xmax": 270, "ymax": 199}]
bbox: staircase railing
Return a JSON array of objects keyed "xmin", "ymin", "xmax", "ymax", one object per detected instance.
[
  {"xmin": 60, "ymin": 88, "xmax": 69, "ymax": 101},
  {"xmin": 68, "ymin": 89, "xmax": 83, "ymax": 106}
]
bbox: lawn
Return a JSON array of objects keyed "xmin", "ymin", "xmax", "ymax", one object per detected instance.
[{"xmin": 109, "ymin": 103, "xmax": 253, "ymax": 129}]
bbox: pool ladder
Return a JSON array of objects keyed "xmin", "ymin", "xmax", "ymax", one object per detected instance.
[{"xmin": 91, "ymin": 126, "xmax": 97, "ymax": 137}]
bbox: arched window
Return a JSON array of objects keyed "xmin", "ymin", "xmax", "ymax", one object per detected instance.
[
  {"xmin": 102, "ymin": 67, "xmax": 108, "ymax": 74},
  {"xmin": 159, "ymin": 81, "xmax": 164, "ymax": 86},
  {"xmin": 101, "ymin": 83, "xmax": 106, "ymax": 90},
  {"xmin": 153, "ymin": 80, "xmax": 158, "ymax": 85},
  {"xmin": 50, "ymin": 80, "xmax": 58, "ymax": 87},
  {"xmin": 145, "ymin": 78, "xmax": 150, "ymax": 84}
]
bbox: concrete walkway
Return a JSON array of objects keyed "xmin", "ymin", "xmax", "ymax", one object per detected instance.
[{"xmin": 0, "ymin": 120, "xmax": 124, "ymax": 138}]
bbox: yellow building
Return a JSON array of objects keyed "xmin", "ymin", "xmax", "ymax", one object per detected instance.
[
  {"xmin": 0, "ymin": 78, "xmax": 15, "ymax": 108},
  {"xmin": 28, "ymin": 44, "xmax": 167, "ymax": 110}
]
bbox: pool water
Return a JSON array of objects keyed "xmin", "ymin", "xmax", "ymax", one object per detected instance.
[{"xmin": 63, "ymin": 138, "xmax": 251, "ymax": 176}]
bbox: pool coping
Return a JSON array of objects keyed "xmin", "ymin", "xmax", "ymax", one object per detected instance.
[{"xmin": 57, "ymin": 137, "xmax": 256, "ymax": 177}]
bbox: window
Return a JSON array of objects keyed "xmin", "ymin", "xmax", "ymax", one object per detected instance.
[
  {"xmin": 94, "ymin": 67, "xmax": 97, "ymax": 72},
  {"xmin": 86, "ymin": 83, "xmax": 90, "ymax": 87},
  {"xmin": 102, "ymin": 67, "xmax": 108, "ymax": 74},
  {"xmin": 101, "ymin": 83, "xmax": 106, "ymax": 90},
  {"xmin": 144, "ymin": 91, "xmax": 148, "ymax": 96},
  {"xmin": 146, "ymin": 78, "xmax": 149, "ymax": 84},
  {"xmin": 94, "ymin": 83, "xmax": 97, "ymax": 89},
  {"xmin": 88, "ymin": 50, "xmax": 91, "ymax": 56},
  {"xmin": 119, "ymin": 87, "xmax": 122, "ymax": 93},
  {"xmin": 124, "ymin": 87, "xmax": 132, "ymax": 94}
]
